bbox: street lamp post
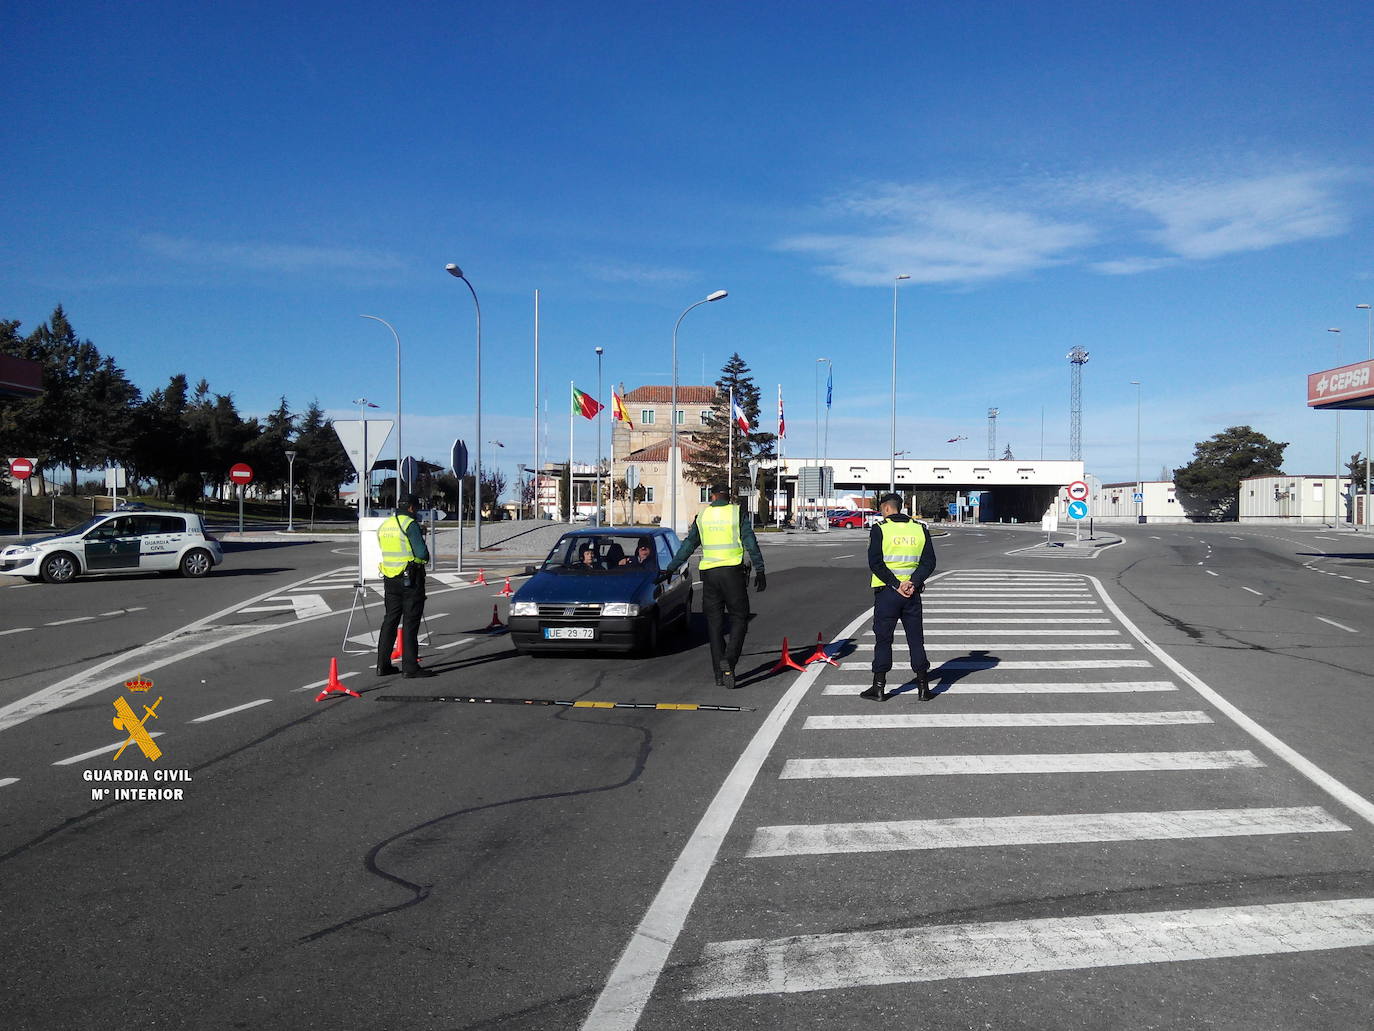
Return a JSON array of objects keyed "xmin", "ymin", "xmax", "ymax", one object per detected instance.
[
  {"xmin": 285, "ymin": 450, "xmax": 297, "ymax": 531},
  {"xmin": 670, "ymin": 290, "xmax": 727, "ymax": 532},
  {"xmin": 891, "ymin": 274, "xmax": 910, "ymax": 493},
  {"xmin": 446, "ymin": 264, "xmax": 483, "ymax": 550},
  {"xmin": 814, "ymin": 357, "xmax": 829, "ymax": 512},
  {"xmin": 1329, "ymin": 327, "xmax": 1342, "ymax": 527},
  {"xmin": 1131, "ymin": 381, "xmax": 1142, "ymax": 523},
  {"xmin": 595, "ymin": 345, "xmax": 604, "ymax": 526},
  {"xmin": 359, "ymin": 315, "xmax": 402, "ymax": 503},
  {"xmin": 1359, "ymin": 304, "xmax": 1372, "ymax": 531}
]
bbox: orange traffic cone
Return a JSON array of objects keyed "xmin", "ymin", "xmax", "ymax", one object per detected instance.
[
  {"xmin": 391, "ymin": 628, "xmax": 404, "ymax": 661},
  {"xmin": 473, "ymin": 568, "xmax": 488, "ymax": 586},
  {"xmin": 315, "ymin": 657, "xmax": 361, "ymax": 701},
  {"xmin": 769, "ymin": 637, "xmax": 807, "ymax": 673},
  {"xmin": 499, "ymin": 577, "xmax": 513, "ymax": 597},
  {"xmin": 805, "ymin": 632, "xmax": 840, "ymax": 667},
  {"xmin": 485, "ymin": 604, "xmax": 505, "ymax": 632}
]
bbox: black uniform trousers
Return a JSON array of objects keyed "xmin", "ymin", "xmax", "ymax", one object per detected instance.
[
  {"xmin": 377, "ymin": 564, "xmax": 426, "ymax": 673},
  {"xmin": 871, "ymin": 585, "xmax": 929, "ymax": 676},
  {"xmin": 701, "ymin": 565, "xmax": 750, "ymax": 672}
]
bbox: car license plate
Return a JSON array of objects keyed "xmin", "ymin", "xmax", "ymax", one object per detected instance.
[{"xmin": 543, "ymin": 627, "xmax": 595, "ymax": 640}]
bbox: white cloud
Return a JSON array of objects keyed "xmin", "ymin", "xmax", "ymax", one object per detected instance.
[
  {"xmin": 1105, "ymin": 170, "xmax": 1353, "ymax": 261},
  {"xmin": 782, "ymin": 184, "xmax": 1095, "ymax": 286},
  {"xmin": 140, "ymin": 233, "xmax": 405, "ymax": 273},
  {"xmin": 784, "ymin": 166, "xmax": 1357, "ymax": 285}
]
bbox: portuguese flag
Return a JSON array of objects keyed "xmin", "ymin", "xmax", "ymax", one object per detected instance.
[{"xmin": 572, "ymin": 384, "xmax": 604, "ymax": 420}]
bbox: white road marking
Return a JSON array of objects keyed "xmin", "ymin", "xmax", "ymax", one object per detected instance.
[
  {"xmin": 240, "ymin": 593, "xmax": 331, "ymax": 619},
  {"xmin": 578, "ymin": 594, "xmax": 885, "ymax": 1031},
  {"xmin": 1150, "ymin": 535, "xmax": 1162, "ymax": 539},
  {"xmin": 913, "ymin": 629, "xmax": 1121, "ymax": 636},
  {"xmin": 1316, "ymin": 616, "xmax": 1360, "ymax": 634},
  {"xmin": 1315, "ymin": 536, "xmax": 1337, "ymax": 541},
  {"xmin": 833, "ymin": 554, "xmax": 855, "ymax": 559},
  {"xmin": 1230, "ymin": 536, "xmax": 1245, "ymax": 540},
  {"xmin": 98, "ymin": 607, "xmax": 147, "ymax": 616},
  {"xmin": 45, "ymin": 615, "xmax": 95, "ymax": 626},
  {"xmin": 802, "ymin": 711, "xmax": 1211, "ymax": 730},
  {"xmin": 779, "ymin": 750, "xmax": 1265, "ymax": 780},
  {"xmin": 923, "ymin": 607, "xmax": 1105, "ymax": 614},
  {"xmin": 746, "ymin": 806, "xmax": 1347, "ymax": 858},
  {"xmin": 1206, "ymin": 570, "xmax": 1219, "ymax": 576},
  {"xmin": 841, "ymin": 659, "xmax": 1154, "ymax": 670},
  {"xmin": 188, "ymin": 699, "xmax": 273, "ymax": 723},
  {"xmin": 53, "ymin": 733, "xmax": 168, "ymax": 765},
  {"xmin": 0, "ymin": 627, "xmax": 32, "ymax": 637},
  {"xmin": 856, "ymin": 642, "xmax": 1135, "ymax": 651},
  {"xmin": 823, "ymin": 681, "xmax": 1177, "ymax": 695},
  {"xmin": 923, "ymin": 618, "xmax": 1112, "ymax": 624},
  {"xmin": 289, "ymin": 583, "xmax": 358, "ymax": 591},
  {"xmin": 435, "ymin": 637, "xmax": 475, "ymax": 651},
  {"xmin": 1242, "ymin": 587, "xmax": 1263, "ymax": 596},
  {"xmin": 293, "ymin": 670, "xmax": 362, "ymax": 693},
  {"xmin": 0, "ymin": 777, "xmax": 18, "ymax": 788},
  {"xmin": 687, "ymin": 898, "xmax": 1374, "ymax": 1001}
]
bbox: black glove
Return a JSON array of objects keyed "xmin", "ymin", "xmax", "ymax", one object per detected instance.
[
  {"xmin": 754, "ymin": 570, "xmax": 767, "ymax": 592},
  {"xmin": 655, "ymin": 569, "xmax": 672, "ymax": 584}
]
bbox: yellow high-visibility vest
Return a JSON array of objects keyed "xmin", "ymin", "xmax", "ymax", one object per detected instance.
[
  {"xmin": 870, "ymin": 519, "xmax": 926, "ymax": 587},
  {"xmin": 697, "ymin": 504, "xmax": 744, "ymax": 570},
  {"xmin": 377, "ymin": 514, "xmax": 421, "ymax": 578}
]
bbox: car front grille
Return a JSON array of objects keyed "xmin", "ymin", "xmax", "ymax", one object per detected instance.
[{"xmin": 536, "ymin": 604, "xmax": 602, "ymax": 618}]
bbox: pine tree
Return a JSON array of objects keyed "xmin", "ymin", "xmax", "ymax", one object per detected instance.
[{"xmin": 683, "ymin": 352, "xmax": 777, "ymax": 491}]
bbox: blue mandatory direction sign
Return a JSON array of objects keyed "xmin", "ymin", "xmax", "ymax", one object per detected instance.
[{"xmin": 1067, "ymin": 500, "xmax": 1089, "ymax": 520}]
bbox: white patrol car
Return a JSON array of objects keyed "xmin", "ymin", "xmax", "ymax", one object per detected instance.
[{"xmin": 0, "ymin": 510, "xmax": 224, "ymax": 583}]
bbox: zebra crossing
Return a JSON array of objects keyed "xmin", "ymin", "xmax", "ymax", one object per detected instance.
[{"xmin": 584, "ymin": 569, "xmax": 1374, "ymax": 1028}]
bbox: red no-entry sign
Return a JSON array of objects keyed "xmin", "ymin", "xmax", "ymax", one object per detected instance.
[
  {"xmin": 229, "ymin": 463, "xmax": 254, "ymax": 485},
  {"xmin": 9, "ymin": 457, "xmax": 34, "ymax": 480}
]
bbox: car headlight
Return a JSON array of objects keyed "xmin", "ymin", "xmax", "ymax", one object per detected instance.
[
  {"xmin": 509, "ymin": 602, "xmax": 538, "ymax": 616},
  {"xmin": 601, "ymin": 603, "xmax": 639, "ymax": 616},
  {"xmin": 3, "ymin": 545, "xmax": 36, "ymax": 557}
]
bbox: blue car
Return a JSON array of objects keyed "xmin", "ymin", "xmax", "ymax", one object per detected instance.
[{"xmin": 508, "ymin": 528, "xmax": 692, "ymax": 653}]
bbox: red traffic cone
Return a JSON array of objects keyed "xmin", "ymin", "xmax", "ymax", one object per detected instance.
[
  {"xmin": 473, "ymin": 568, "xmax": 488, "ymax": 586},
  {"xmin": 485, "ymin": 604, "xmax": 505, "ymax": 632},
  {"xmin": 805, "ymin": 632, "xmax": 840, "ymax": 667},
  {"xmin": 315, "ymin": 657, "xmax": 361, "ymax": 701},
  {"xmin": 391, "ymin": 628, "xmax": 404, "ymax": 661},
  {"xmin": 769, "ymin": 637, "xmax": 807, "ymax": 673},
  {"xmin": 499, "ymin": 577, "xmax": 513, "ymax": 597}
]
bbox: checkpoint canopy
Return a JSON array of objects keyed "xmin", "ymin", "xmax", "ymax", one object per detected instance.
[{"xmin": 1308, "ymin": 359, "xmax": 1374, "ymax": 410}]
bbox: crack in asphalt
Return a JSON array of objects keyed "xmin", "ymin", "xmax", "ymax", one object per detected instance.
[{"xmin": 297, "ymin": 671, "xmax": 654, "ymax": 945}]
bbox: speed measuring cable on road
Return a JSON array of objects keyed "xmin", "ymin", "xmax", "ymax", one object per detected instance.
[{"xmin": 375, "ymin": 694, "xmax": 756, "ymax": 713}]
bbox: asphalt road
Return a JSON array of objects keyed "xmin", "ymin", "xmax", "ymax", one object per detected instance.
[{"xmin": 2, "ymin": 524, "xmax": 1372, "ymax": 1030}]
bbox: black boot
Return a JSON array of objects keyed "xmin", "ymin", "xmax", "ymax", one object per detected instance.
[
  {"xmin": 714, "ymin": 668, "xmax": 725, "ymax": 687},
  {"xmin": 721, "ymin": 665, "xmax": 737, "ymax": 689},
  {"xmin": 917, "ymin": 671, "xmax": 933, "ymax": 702},
  {"xmin": 859, "ymin": 675, "xmax": 886, "ymax": 702}
]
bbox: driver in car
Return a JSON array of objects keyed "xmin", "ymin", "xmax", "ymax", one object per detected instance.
[{"xmin": 619, "ymin": 538, "xmax": 657, "ymax": 568}]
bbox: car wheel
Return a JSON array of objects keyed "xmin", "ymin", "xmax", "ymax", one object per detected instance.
[
  {"xmin": 40, "ymin": 552, "xmax": 78, "ymax": 584},
  {"xmin": 179, "ymin": 548, "xmax": 213, "ymax": 578},
  {"xmin": 639, "ymin": 613, "xmax": 661, "ymax": 655}
]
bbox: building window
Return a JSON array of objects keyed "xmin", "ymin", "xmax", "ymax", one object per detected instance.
[
  {"xmin": 699, "ymin": 410, "xmax": 710, "ymax": 425},
  {"xmin": 644, "ymin": 486, "xmax": 655, "ymax": 503},
  {"xmin": 700, "ymin": 486, "xmax": 709, "ymax": 502},
  {"xmin": 675, "ymin": 410, "xmax": 685, "ymax": 425},
  {"xmin": 640, "ymin": 409, "xmax": 655, "ymax": 425}
]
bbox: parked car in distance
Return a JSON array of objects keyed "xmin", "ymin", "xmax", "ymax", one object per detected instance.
[
  {"xmin": 828, "ymin": 509, "xmax": 867, "ymax": 528},
  {"xmin": 0, "ymin": 510, "xmax": 224, "ymax": 583},
  {"xmin": 507, "ymin": 527, "xmax": 691, "ymax": 653}
]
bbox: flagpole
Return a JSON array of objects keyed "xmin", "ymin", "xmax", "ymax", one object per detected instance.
[
  {"xmin": 533, "ymin": 288, "xmax": 539, "ymax": 520},
  {"xmin": 569, "ymin": 380, "xmax": 575, "ymax": 524},
  {"xmin": 728, "ymin": 385, "xmax": 734, "ymax": 492},
  {"xmin": 823, "ymin": 366, "xmax": 832, "ymax": 507},
  {"xmin": 776, "ymin": 383, "xmax": 783, "ymax": 527}
]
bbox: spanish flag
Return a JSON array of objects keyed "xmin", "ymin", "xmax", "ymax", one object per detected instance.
[{"xmin": 611, "ymin": 390, "xmax": 632, "ymax": 428}]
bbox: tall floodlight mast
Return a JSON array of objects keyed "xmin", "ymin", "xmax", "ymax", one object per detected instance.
[
  {"xmin": 987, "ymin": 408, "xmax": 999, "ymax": 459},
  {"xmin": 1067, "ymin": 347, "xmax": 1089, "ymax": 462}
]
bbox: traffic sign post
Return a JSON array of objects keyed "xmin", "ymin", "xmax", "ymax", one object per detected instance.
[
  {"xmin": 451, "ymin": 439, "xmax": 468, "ymax": 574},
  {"xmin": 229, "ymin": 463, "xmax": 254, "ymax": 536},
  {"xmin": 10, "ymin": 458, "xmax": 34, "ymax": 536},
  {"xmin": 1067, "ymin": 498, "xmax": 1088, "ymax": 542}
]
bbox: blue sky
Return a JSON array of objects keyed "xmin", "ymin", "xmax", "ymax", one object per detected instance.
[{"xmin": 5, "ymin": 0, "xmax": 1372, "ymax": 491}]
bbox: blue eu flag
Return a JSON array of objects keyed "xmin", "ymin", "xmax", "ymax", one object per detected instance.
[{"xmin": 826, "ymin": 368, "xmax": 833, "ymax": 408}]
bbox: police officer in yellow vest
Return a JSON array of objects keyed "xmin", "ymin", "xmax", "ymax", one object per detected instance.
[
  {"xmin": 662, "ymin": 482, "xmax": 766, "ymax": 688},
  {"xmin": 376, "ymin": 494, "xmax": 436, "ymax": 678},
  {"xmin": 862, "ymin": 493, "xmax": 936, "ymax": 702}
]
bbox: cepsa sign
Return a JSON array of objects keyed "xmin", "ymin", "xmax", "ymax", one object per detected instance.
[{"xmin": 1309, "ymin": 359, "xmax": 1374, "ymax": 409}]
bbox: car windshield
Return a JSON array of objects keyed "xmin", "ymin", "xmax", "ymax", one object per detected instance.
[
  {"xmin": 48, "ymin": 517, "xmax": 108, "ymax": 539},
  {"xmin": 542, "ymin": 534, "xmax": 663, "ymax": 573}
]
